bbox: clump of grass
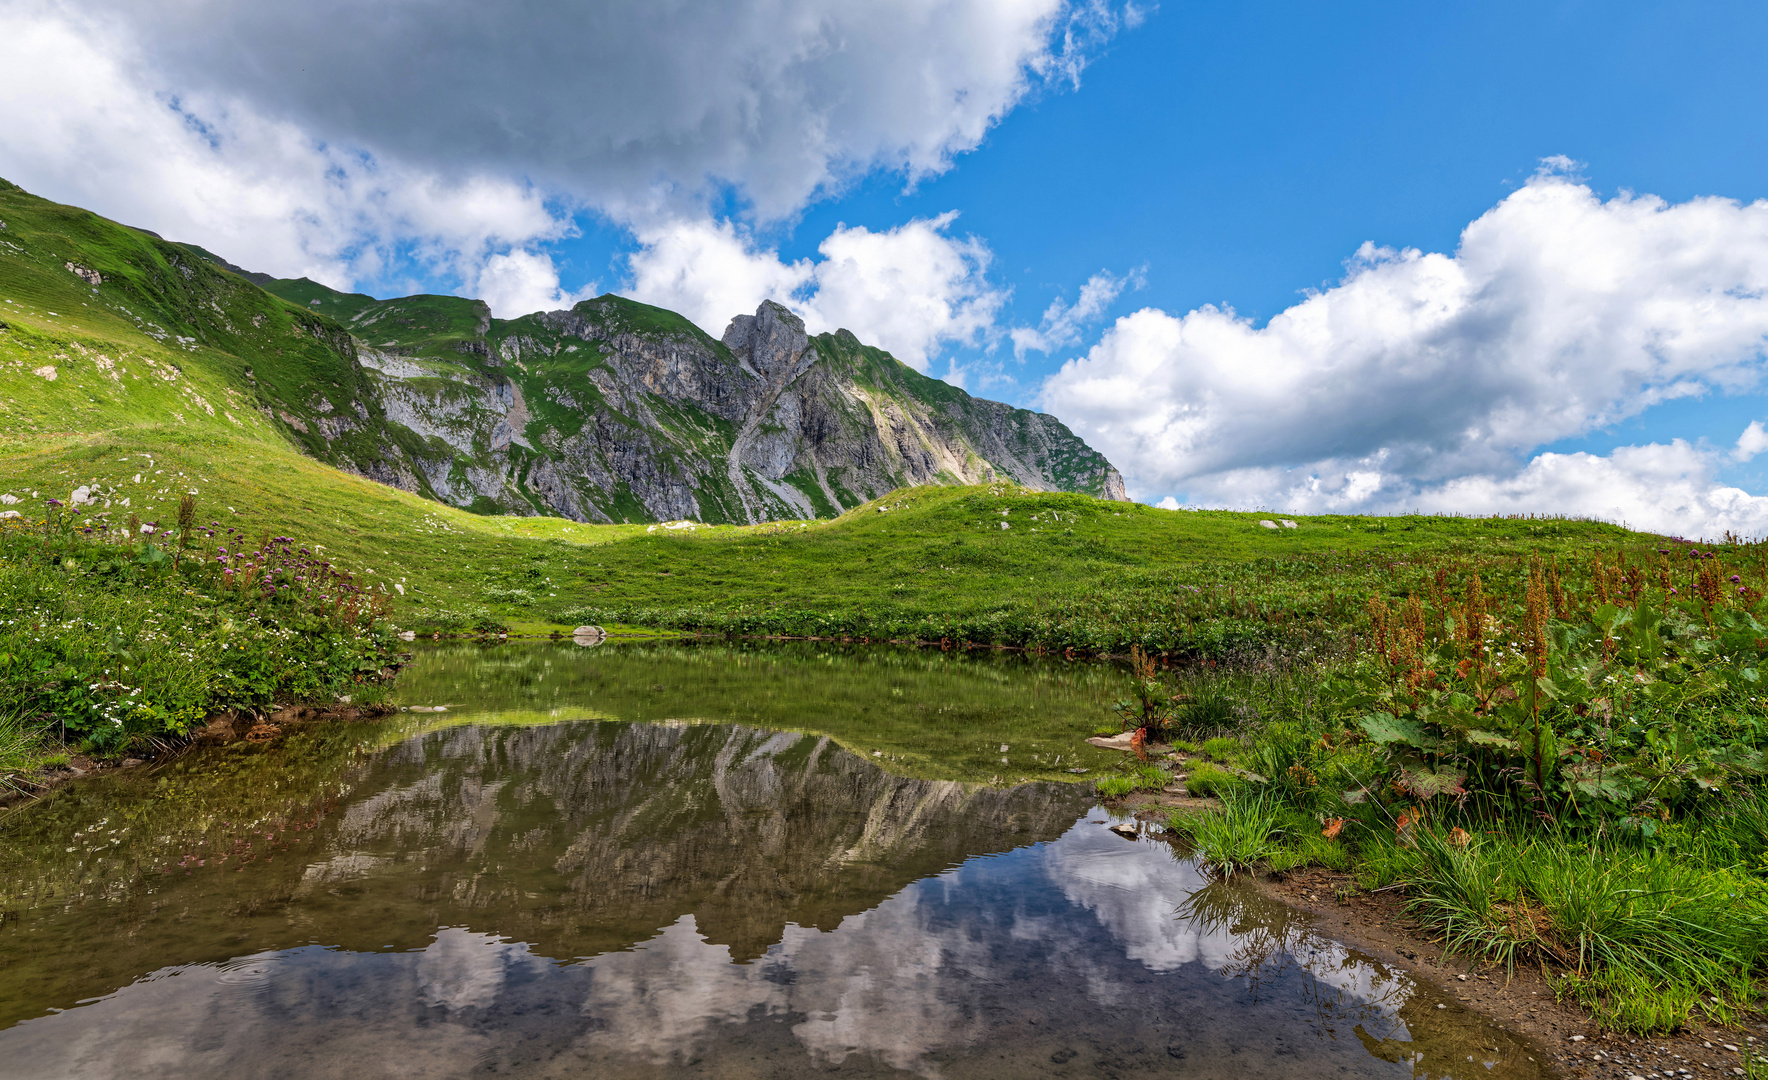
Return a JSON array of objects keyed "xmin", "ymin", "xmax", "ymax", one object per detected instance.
[
  {"xmin": 1092, "ymin": 724, "xmax": 1121, "ymax": 737},
  {"xmin": 1184, "ymin": 762, "xmax": 1242, "ymax": 798},
  {"xmin": 1200, "ymin": 736, "xmax": 1240, "ymax": 761},
  {"xmin": 0, "ymin": 708, "xmax": 56, "ymax": 794},
  {"xmin": 1168, "ymin": 792, "xmax": 1285, "ymax": 877},
  {"xmin": 1168, "ymin": 738, "xmax": 1199, "ymax": 753},
  {"xmin": 1095, "ymin": 775, "xmax": 1137, "ymax": 798}
]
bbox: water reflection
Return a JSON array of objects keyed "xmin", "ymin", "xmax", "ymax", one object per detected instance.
[{"xmin": 0, "ymin": 654, "xmax": 1545, "ymax": 1078}]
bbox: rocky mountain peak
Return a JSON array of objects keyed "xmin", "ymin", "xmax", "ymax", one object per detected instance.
[{"xmin": 721, "ymin": 299, "xmax": 811, "ymax": 380}]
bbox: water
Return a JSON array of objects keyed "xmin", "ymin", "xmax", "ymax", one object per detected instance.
[{"xmin": 0, "ymin": 642, "xmax": 1544, "ymax": 1078}]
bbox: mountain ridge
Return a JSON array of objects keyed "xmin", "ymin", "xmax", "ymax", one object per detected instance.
[{"xmin": 0, "ymin": 177, "xmax": 1127, "ymax": 525}]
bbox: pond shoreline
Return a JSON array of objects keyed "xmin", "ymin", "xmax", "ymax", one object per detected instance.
[
  {"xmin": 1110, "ymin": 797, "xmax": 1764, "ymax": 1080},
  {"xmin": 0, "ymin": 701, "xmax": 399, "ymax": 811}
]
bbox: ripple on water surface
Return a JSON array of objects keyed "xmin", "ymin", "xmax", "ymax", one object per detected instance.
[{"xmin": 0, "ymin": 643, "xmax": 1545, "ymax": 1078}]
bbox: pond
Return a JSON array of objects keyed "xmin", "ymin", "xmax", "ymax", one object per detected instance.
[{"xmin": 0, "ymin": 642, "xmax": 1544, "ymax": 1078}]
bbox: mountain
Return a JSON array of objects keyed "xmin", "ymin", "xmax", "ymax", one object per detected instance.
[
  {"xmin": 256, "ymin": 278, "xmax": 1127, "ymax": 523},
  {"xmin": 0, "ymin": 177, "xmax": 1126, "ymax": 525}
]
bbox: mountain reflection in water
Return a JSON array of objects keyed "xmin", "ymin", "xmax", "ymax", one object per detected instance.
[{"xmin": 1, "ymin": 711, "xmax": 1544, "ymax": 1077}]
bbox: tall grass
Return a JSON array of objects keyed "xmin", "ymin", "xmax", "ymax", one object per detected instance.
[{"xmin": 1167, "ymin": 792, "xmax": 1287, "ymax": 877}]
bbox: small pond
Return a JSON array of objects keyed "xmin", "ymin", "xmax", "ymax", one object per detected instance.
[{"xmin": 0, "ymin": 642, "xmax": 1544, "ymax": 1078}]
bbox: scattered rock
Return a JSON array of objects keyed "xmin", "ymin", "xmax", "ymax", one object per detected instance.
[
  {"xmin": 1257, "ymin": 519, "xmax": 1278, "ymax": 529},
  {"xmin": 64, "ymin": 261, "xmax": 102, "ymax": 286},
  {"xmin": 1280, "ymin": 519, "xmax": 1298, "ymax": 528},
  {"xmin": 1108, "ymin": 822, "xmax": 1139, "ymax": 838}
]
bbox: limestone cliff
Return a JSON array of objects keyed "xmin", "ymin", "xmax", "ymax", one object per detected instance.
[{"xmin": 266, "ymin": 280, "xmax": 1128, "ymax": 524}]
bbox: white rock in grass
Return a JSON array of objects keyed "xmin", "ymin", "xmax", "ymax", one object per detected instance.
[
  {"xmin": 0, "ymin": 510, "xmax": 18, "ymax": 520},
  {"xmin": 1280, "ymin": 519, "xmax": 1298, "ymax": 528},
  {"xmin": 0, "ymin": 494, "xmax": 16, "ymax": 504},
  {"xmin": 1257, "ymin": 519, "xmax": 1278, "ymax": 529}
]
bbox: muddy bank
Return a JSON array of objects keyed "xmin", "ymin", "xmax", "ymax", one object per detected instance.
[{"xmin": 0, "ymin": 701, "xmax": 398, "ymax": 810}]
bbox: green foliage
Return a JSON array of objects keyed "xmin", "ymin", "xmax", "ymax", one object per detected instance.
[
  {"xmin": 1094, "ymin": 775, "xmax": 1137, "ymax": 798},
  {"xmin": 1183, "ymin": 762, "xmax": 1243, "ymax": 798},
  {"xmin": 1200, "ymin": 736, "xmax": 1241, "ymax": 761},
  {"xmin": 0, "ymin": 507, "xmax": 399, "ymax": 756}
]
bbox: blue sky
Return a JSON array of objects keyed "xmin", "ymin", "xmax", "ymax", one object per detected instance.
[
  {"xmin": 5, "ymin": 0, "xmax": 1768, "ymax": 534},
  {"xmin": 536, "ymin": 0, "xmax": 1768, "ymax": 485}
]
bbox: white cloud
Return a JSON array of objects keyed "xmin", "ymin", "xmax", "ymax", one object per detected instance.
[
  {"xmin": 72, "ymin": 0, "xmax": 1129, "ymax": 225},
  {"xmin": 0, "ymin": 1, "xmax": 1125, "ymax": 331},
  {"xmin": 0, "ymin": 7, "xmax": 573, "ymax": 296},
  {"xmin": 1411, "ymin": 441, "xmax": 1768, "ymax": 539},
  {"xmin": 1734, "ymin": 420, "xmax": 1768, "ymax": 463},
  {"xmin": 1039, "ymin": 165, "xmax": 1768, "ymax": 537},
  {"xmin": 471, "ymin": 250, "xmax": 600, "ymax": 319},
  {"xmin": 627, "ymin": 213, "xmax": 1005, "ymax": 370},
  {"xmin": 1010, "ymin": 267, "xmax": 1143, "ymax": 357}
]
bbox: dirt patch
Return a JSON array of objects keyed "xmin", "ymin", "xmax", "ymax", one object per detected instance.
[{"xmin": 1253, "ymin": 865, "xmax": 1766, "ymax": 1078}]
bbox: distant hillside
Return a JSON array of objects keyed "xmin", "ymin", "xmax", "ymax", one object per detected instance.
[{"xmin": 0, "ymin": 175, "xmax": 1125, "ymax": 525}]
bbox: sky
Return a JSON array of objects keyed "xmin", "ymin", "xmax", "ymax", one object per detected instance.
[{"xmin": 3, "ymin": 0, "xmax": 1768, "ymax": 537}]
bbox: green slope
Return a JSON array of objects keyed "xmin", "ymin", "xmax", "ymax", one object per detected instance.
[{"xmin": 0, "ymin": 175, "xmax": 1701, "ymax": 655}]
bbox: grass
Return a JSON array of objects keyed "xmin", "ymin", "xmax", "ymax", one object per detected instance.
[
  {"xmin": 1166, "ymin": 792, "xmax": 1286, "ymax": 877},
  {"xmin": 0, "ymin": 507, "xmax": 401, "ymax": 757}
]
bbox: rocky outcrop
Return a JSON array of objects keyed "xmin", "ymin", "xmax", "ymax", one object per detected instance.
[{"xmin": 271, "ymin": 286, "xmax": 1129, "ymax": 524}]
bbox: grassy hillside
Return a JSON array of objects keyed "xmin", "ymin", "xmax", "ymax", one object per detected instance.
[{"xmin": 0, "ymin": 177, "xmax": 1731, "ymax": 654}]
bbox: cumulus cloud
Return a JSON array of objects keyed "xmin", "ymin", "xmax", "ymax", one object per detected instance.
[
  {"xmin": 471, "ymin": 250, "xmax": 600, "ymax": 319},
  {"xmin": 628, "ymin": 213, "xmax": 1005, "ymax": 370},
  {"xmin": 1734, "ymin": 420, "xmax": 1768, "ymax": 463},
  {"xmin": 1039, "ymin": 165, "xmax": 1768, "ymax": 537},
  {"xmin": 0, "ymin": 7, "xmax": 574, "ymax": 295},
  {"xmin": 35, "ymin": 0, "xmax": 1130, "ymax": 224}
]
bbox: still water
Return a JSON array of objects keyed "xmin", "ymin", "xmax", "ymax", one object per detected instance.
[{"xmin": 0, "ymin": 643, "xmax": 1543, "ymax": 1078}]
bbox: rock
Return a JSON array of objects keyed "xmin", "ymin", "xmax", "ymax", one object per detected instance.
[
  {"xmin": 573, "ymin": 625, "xmax": 604, "ymax": 637},
  {"xmin": 1066, "ymin": 767, "xmax": 1089, "ymax": 774},
  {"xmin": 1108, "ymin": 822, "xmax": 1139, "ymax": 838},
  {"xmin": 119, "ymin": 758, "xmax": 142, "ymax": 767},
  {"xmin": 407, "ymin": 705, "xmax": 449, "ymax": 713},
  {"xmin": 398, "ymin": 630, "xmax": 416, "ymax": 641},
  {"xmin": 1280, "ymin": 519, "xmax": 1298, "ymax": 528},
  {"xmin": 1257, "ymin": 519, "xmax": 1278, "ymax": 529},
  {"xmin": 0, "ymin": 511, "xmax": 18, "ymax": 520},
  {"xmin": 1086, "ymin": 732, "xmax": 1137, "ymax": 750},
  {"xmin": 64, "ymin": 261, "xmax": 102, "ymax": 286}
]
